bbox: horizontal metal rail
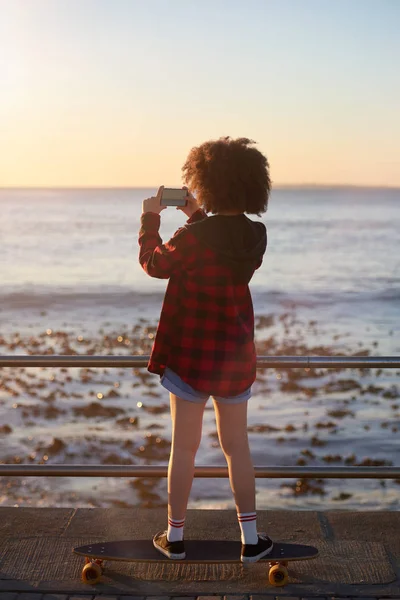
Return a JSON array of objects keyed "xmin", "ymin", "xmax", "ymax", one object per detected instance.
[
  {"xmin": 0, "ymin": 465, "xmax": 399, "ymax": 478},
  {"xmin": 0, "ymin": 355, "xmax": 398, "ymax": 481},
  {"xmin": 1, "ymin": 355, "xmax": 400, "ymax": 368}
]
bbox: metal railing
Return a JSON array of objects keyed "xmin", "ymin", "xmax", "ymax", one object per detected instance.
[
  {"xmin": 1, "ymin": 355, "xmax": 400, "ymax": 369},
  {"xmin": 1, "ymin": 465, "xmax": 400, "ymax": 478},
  {"xmin": 1, "ymin": 354, "xmax": 399, "ymax": 479}
]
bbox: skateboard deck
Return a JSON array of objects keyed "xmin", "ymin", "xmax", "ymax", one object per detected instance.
[{"xmin": 74, "ymin": 539, "xmax": 318, "ymax": 587}]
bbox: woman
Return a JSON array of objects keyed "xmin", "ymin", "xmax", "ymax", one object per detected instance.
[{"xmin": 138, "ymin": 136, "xmax": 272, "ymax": 563}]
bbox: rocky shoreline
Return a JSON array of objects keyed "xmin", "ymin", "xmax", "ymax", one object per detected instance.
[{"xmin": 1, "ymin": 308, "xmax": 399, "ymax": 509}]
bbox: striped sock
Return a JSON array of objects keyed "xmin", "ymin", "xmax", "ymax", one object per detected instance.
[
  {"xmin": 167, "ymin": 516, "xmax": 185, "ymax": 542},
  {"xmin": 237, "ymin": 511, "xmax": 258, "ymax": 545}
]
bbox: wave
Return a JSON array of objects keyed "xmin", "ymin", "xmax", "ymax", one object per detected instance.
[
  {"xmin": 0, "ymin": 287, "xmax": 163, "ymax": 311},
  {"xmin": 0, "ymin": 284, "xmax": 399, "ymax": 313}
]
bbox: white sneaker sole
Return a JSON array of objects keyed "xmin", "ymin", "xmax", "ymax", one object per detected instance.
[{"xmin": 153, "ymin": 538, "xmax": 186, "ymax": 560}]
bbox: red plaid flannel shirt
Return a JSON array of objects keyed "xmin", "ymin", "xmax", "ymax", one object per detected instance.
[{"xmin": 138, "ymin": 208, "xmax": 264, "ymax": 397}]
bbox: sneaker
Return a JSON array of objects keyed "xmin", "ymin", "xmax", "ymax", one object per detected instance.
[
  {"xmin": 153, "ymin": 530, "xmax": 186, "ymax": 559},
  {"xmin": 241, "ymin": 533, "xmax": 273, "ymax": 563}
]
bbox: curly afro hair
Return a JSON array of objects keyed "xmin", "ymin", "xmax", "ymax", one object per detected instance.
[{"xmin": 182, "ymin": 136, "xmax": 271, "ymax": 216}]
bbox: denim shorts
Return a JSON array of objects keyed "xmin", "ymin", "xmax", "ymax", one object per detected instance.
[{"xmin": 160, "ymin": 366, "xmax": 252, "ymax": 404}]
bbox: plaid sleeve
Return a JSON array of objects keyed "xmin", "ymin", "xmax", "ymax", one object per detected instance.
[
  {"xmin": 187, "ymin": 208, "xmax": 208, "ymax": 223},
  {"xmin": 138, "ymin": 212, "xmax": 192, "ymax": 279}
]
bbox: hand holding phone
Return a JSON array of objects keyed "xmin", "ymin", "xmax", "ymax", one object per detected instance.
[
  {"xmin": 160, "ymin": 187, "xmax": 200, "ymax": 218},
  {"xmin": 142, "ymin": 186, "xmax": 168, "ymax": 215},
  {"xmin": 142, "ymin": 186, "xmax": 199, "ymax": 218},
  {"xmin": 176, "ymin": 187, "xmax": 200, "ymax": 218}
]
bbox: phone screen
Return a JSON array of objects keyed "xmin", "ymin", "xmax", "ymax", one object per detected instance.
[{"xmin": 160, "ymin": 188, "xmax": 188, "ymax": 206}]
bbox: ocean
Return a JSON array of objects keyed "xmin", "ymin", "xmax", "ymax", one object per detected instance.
[{"xmin": 0, "ymin": 187, "xmax": 399, "ymax": 511}]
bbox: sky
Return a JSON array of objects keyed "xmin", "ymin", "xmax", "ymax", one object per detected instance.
[{"xmin": 1, "ymin": 0, "xmax": 399, "ymax": 188}]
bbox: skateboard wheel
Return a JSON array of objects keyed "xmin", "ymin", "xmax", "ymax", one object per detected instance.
[
  {"xmin": 268, "ymin": 564, "xmax": 289, "ymax": 587},
  {"xmin": 82, "ymin": 561, "xmax": 102, "ymax": 585}
]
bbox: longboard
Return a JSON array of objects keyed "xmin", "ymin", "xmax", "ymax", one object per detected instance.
[{"xmin": 74, "ymin": 539, "xmax": 318, "ymax": 587}]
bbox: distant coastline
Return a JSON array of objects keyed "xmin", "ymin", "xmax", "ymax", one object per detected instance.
[{"xmin": 1, "ymin": 184, "xmax": 400, "ymax": 191}]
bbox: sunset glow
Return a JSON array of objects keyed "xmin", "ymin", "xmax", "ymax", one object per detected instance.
[{"xmin": 1, "ymin": 0, "xmax": 399, "ymax": 188}]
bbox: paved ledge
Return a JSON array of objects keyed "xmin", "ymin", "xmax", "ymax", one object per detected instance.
[
  {"xmin": 1, "ymin": 595, "xmax": 399, "ymax": 600},
  {"xmin": 0, "ymin": 508, "xmax": 399, "ymax": 599}
]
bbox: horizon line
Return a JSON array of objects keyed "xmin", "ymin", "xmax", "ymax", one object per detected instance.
[{"xmin": 1, "ymin": 183, "xmax": 400, "ymax": 191}]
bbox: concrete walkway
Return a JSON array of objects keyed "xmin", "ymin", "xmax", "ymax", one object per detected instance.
[
  {"xmin": 0, "ymin": 508, "xmax": 399, "ymax": 599},
  {"xmin": 0, "ymin": 595, "xmax": 397, "ymax": 600}
]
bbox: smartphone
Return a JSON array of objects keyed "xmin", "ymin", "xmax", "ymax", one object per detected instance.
[{"xmin": 160, "ymin": 188, "xmax": 188, "ymax": 207}]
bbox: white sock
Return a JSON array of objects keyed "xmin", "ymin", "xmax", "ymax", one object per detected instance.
[
  {"xmin": 167, "ymin": 516, "xmax": 185, "ymax": 542},
  {"xmin": 237, "ymin": 511, "xmax": 258, "ymax": 545}
]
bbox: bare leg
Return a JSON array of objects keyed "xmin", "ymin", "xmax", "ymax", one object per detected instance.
[
  {"xmin": 213, "ymin": 399, "xmax": 255, "ymax": 513},
  {"xmin": 168, "ymin": 393, "xmax": 206, "ymax": 520}
]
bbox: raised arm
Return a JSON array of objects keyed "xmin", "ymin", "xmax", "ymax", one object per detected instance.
[
  {"xmin": 138, "ymin": 187, "xmax": 207, "ymax": 279},
  {"xmin": 138, "ymin": 213, "xmax": 194, "ymax": 279}
]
